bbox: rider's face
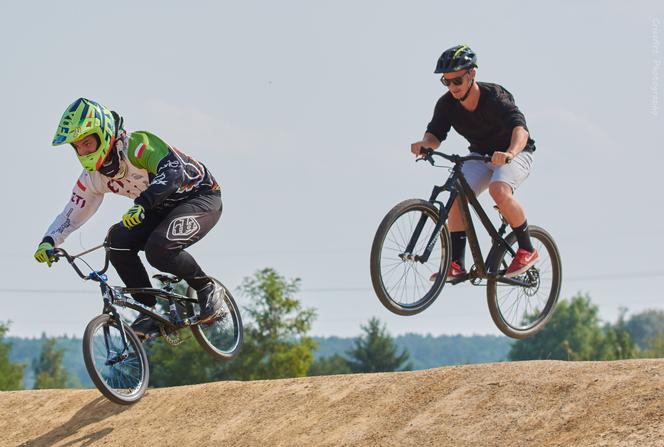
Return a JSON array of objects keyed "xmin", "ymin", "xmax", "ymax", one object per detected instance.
[
  {"xmin": 442, "ymin": 69, "xmax": 473, "ymax": 98},
  {"xmin": 72, "ymin": 134, "xmax": 99, "ymax": 156}
]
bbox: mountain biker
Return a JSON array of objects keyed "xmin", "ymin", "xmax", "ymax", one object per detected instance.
[
  {"xmin": 410, "ymin": 45, "xmax": 538, "ymax": 281},
  {"xmin": 34, "ymin": 98, "xmax": 224, "ymax": 338}
]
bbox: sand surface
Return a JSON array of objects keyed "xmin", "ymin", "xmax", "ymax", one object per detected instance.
[{"xmin": 2, "ymin": 359, "xmax": 663, "ymax": 446}]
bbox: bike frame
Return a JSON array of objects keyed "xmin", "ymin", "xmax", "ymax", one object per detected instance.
[
  {"xmin": 51, "ymin": 245, "xmax": 201, "ymax": 359},
  {"xmin": 403, "ymin": 156, "xmax": 532, "ymax": 287}
]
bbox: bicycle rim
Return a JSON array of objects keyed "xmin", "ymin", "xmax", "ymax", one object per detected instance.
[
  {"xmin": 189, "ymin": 280, "xmax": 243, "ymax": 360},
  {"xmin": 371, "ymin": 199, "xmax": 450, "ymax": 314},
  {"xmin": 87, "ymin": 317, "xmax": 147, "ymax": 401}
]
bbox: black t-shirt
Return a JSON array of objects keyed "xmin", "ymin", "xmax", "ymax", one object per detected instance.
[{"xmin": 426, "ymin": 82, "xmax": 535, "ymax": 156}]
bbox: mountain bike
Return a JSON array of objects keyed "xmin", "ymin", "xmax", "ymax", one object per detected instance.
[
  {"xmin": 48, "ymin": 244, "xmax": 243, "ymax": 405},
  {"xmin": 370, "ymin": 149, "xmax": 562, "ymax": 339}
]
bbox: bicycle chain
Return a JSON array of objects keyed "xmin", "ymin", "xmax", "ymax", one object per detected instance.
[{"xmin": 159, "ymin": 325, "xmax": 189, "ymax": 346}]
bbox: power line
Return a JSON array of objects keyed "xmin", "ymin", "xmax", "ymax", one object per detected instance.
[{"xmin": 2, "ymin": 269, "xmax": 663, "ymax": 296}]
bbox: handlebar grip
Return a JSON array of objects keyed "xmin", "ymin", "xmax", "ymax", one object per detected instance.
[{"xmin": 45, "ymin": 249, "xmax": 61, "ymax": 263}]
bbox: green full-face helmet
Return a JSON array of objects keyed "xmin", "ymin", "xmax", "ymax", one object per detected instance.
[{"xmin": 52, "ymin": 98, "xmax": 116, "ymax": 171}]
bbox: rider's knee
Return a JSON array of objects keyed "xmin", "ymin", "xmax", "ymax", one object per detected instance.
[
  {"xmin": 105, "ymin": 223, "xmax": 124, "ymax": 245},
  {"xmin": 106, "ymin": 224, "xmax": 136, "ymax": 264},
  {"xmin": 489, "ymin": 182, "xmax": 512, "ymax": 205},
  {"xmin": 105, "ymin": 223, "xmax": 136, "ymax": 251}
]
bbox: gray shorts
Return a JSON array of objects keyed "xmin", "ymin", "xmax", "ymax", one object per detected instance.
[{"xmin": 461, "ymin": 151, "xmax": 534, "ymax": 194}]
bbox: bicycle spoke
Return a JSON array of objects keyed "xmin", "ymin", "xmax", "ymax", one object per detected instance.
[
  {"xmin": 90, "ymin": 322, "xmax": 143, "ymax": 397},
  {"xmin": 489, "ymin": 228, "xmax": 560, "ymax": 335},
  {"xmin": 375, "ymin": 204, "xmax": 448, "ymax": 309}
]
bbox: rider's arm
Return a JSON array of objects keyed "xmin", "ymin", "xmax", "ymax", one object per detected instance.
[
  {"xmin": 506, "ymin": 126, "xmax": 529, "ymax": 157},
  {"xmin": 43, "ymin": 172, "xmax": 105, "ymax": 246},
  {"xmin": 126, "ymin": 131, "xmax": 186, "ymax": 210},
  {"xmin": 422, "ymin": 132, "xmax": 442, "ymax": 149},
  {"xmin": 425, "ymin": 94, "xmax": 454, "ymax": 144},
  {"xmin": 490, "ymin": 89, "xmax": 530, "ymax": 156},
  {"xmin": 413, "ymin": 94, "xmax": 452, "ymax": 154}
]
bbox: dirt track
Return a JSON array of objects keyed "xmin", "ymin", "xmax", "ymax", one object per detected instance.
[{"xmin": 1, "ymin": 359, "xmax": 663, "ymax": 447}]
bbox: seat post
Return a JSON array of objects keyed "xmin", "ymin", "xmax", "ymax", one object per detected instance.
[{"xmin": 493, "ymin": 205, "xmax": 509, "ymax": 236}]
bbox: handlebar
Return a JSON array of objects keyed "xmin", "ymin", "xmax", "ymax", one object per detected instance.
[
  {"xmin": 417, "ymin": 148, "xmax": 509, "ymax": 166},
  {"xmin": 47, "ymin": 245, "xmax": 110, "ymax": 281}
]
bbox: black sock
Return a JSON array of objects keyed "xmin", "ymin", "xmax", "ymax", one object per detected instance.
[
  {"xmin": 450, "ymin": 231, "xmax": 467, "ymax": 269},
  {"xmin": 513, "ymin": 220, "xmax": 534, "ymax": 252}
]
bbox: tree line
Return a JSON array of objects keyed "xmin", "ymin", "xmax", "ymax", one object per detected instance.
[{"xmin": 2, "ymin": 268, "xmax": 664, "ymax": 390}]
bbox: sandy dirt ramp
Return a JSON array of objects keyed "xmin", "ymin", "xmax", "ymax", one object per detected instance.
[{"xmin": 1, "ymin": 360, "xmax": 663, "ymax": 446}]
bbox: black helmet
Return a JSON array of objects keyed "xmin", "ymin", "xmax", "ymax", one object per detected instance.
[{"xmin": 434, "ymin": 44, "xmax": 478, "ymax": 73}]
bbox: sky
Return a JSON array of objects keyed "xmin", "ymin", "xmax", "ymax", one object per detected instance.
[{"xmin": 1, "ymin": 0, "xmax": 663, "ymax": 338}]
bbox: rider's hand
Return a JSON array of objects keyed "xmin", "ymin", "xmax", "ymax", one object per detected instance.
[
  {"xmin": 122, "ymin": 204, "xmax": 145, "ymax": 229},
  {"xmin": 34, "ymin": 241, "xmax": 55, "ymax": 267},
  {"xmin": 411, "ymin": 141, "xmax": 425, "ymax": 157},
  {"xmin": 491, "ymin": 151, "xmax": 513, "ymax": 166}
]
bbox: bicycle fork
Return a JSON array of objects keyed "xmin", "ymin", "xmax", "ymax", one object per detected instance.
[
  {"xmin": 401, "ymin": 183, "xmax": 455, "ymax": 264},
  {"xmin": 99, "ymin": 283, "xmax": 131, "ymax": 366}
]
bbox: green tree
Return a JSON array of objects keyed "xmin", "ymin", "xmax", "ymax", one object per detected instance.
[
  {"xmin": 223, "ymin": 268, "xmax": 317, "ymax": 380},
  {"xmin": 32, "ymin": 334, "xmax": 69, "ymax": 389},
  {"xmin": 625, "ymin": 309, "xmax": 664, "ymax": 349},
  {"xmin": 346, "ymin": 317, "xmax": 412, "ymax": 373},
  {"xmin": 309, "ymin": 354, "xmax": 352, "ymax": 376},
  {"xmin": 147, "ymin": 337, "xmax": 219, "ymax": 387},
  {"xmin": 509, "ymin": 294, "xmax": 638, "ymax": 361},
  {"xmin": 0, "ymin": 322, "xmax": 24, "ymax": 391},
  {"xmin": 644, "ymin": 331, "xmax": 664, "ymax": 357},
  {"xmin": 599, "ymin": 308, "xmax": 639, "ymax": 360}
]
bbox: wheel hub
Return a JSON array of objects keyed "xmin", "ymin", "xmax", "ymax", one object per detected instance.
[{"xmin": 522, "ymin": 268, "xmax": 541, "ymax": 297}]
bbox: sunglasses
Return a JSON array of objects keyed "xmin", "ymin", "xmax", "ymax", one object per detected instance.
[{"xmin": 440, "ymin": 71, "xmax": 469, "ymax": 86}]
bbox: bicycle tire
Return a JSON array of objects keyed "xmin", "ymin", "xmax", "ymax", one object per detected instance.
[
  {"xmin": 370, "ymin": 199, "xmax": 451, "ymax": 316},
  {"xmin": 82, "ymin": 314, "xmax": 149, "ymax": 405},
  {"xmin": 486, "ymin": 225, "xmax": 562, "ymax": 339},
  {"xmin": 187, "ymin": 278, "xmax": 243, "ymax": 361}
]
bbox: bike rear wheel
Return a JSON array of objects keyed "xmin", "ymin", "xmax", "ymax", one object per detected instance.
[
  {"xmin": 187, "ymin": 278, "xmax": 243, "ymax": 361},
  {"xmin": 370, "ymin": 199, "xmax": 451, "ymax": 316},
  {"xmin": 82, "ymin": 314, "xmax": 149, "ymax": 405},
  {"xmin": 486, "ymin": 225, "xmax": 562, "ymax": 339}
]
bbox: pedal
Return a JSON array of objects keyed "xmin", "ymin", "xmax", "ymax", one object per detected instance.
[{"xmin": 448, "ymin": 273, "xmax": 469, "ymax": 285}]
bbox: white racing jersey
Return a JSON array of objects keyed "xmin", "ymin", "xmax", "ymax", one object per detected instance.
[{"xmin": 45, "ymin": 160, "xmax": 150, "ymax": 246}]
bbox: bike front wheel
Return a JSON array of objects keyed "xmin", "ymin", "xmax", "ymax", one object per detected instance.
[
  {"xmin": 486, "ymin": 225, "xmax": 562, "ymax": 339},
  {"xmin": 187, "ymin": 278, "xmax": 243, "ymax": 361},
  {"xmin": 82, "ymin": 314, "xmax": 149, "ymax": 405},
  {"xmin": 370, "ymin": 199, "xmax": 451, "ymax": 316}
]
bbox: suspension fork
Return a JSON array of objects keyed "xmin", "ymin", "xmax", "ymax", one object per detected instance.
[{"xmin": 403, "ymin": 178, "xmax": 456, "ymax": 264}]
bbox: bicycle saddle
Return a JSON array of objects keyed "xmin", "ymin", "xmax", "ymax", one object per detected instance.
[{"xmin": 152, "ymin": 274, "xmax": 182, "ymax": 285}]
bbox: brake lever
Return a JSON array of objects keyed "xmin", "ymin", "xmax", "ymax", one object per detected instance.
[
  {"xmin": 416, "ymin": 148, "xmax": 435, "ymax": 165},
  {"xmin": 415, "ymin": 156, "xmax": 434, "ymax": 166}
]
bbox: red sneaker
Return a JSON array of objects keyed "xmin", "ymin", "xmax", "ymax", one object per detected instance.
[
  {"xmin": 505, "ymin": 249, "xmax": 539, "ymax": 278},
  {"xmin": 430, "ymin": 261, "xmax": 467, "ymax": 282}
]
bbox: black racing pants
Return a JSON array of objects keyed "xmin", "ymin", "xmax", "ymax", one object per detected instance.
[{"xmin": 106, "ymin": 192, "xmax": 222, "ymax": 307}]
